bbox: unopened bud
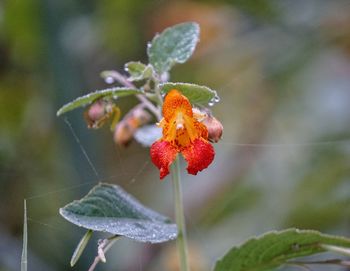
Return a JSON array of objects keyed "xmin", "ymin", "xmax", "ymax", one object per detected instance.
[
  {"xmin": 84, "ymin": 100, "xmax": 113, "ymax": 129},
  {"xmin": 114, "ymin": 106, "xmax": 151, "ymax": 147},
  {"xmin": 132, "ymin": 107, "xmax": 152, "ymax": 125},
  {"xmin": 203, "ymin": 116, "xmax": 223, "ymax": 143},
  {"xmin": 114, "ymin": 121, "xmax": 134, "ymax": 147}
]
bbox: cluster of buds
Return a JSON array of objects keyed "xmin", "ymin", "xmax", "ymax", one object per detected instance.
[
  {"xmin": 84, "ymin": 99, "xmax": 152, "ymax": 147},
  {"xmin": 84, "ymin": 100, "xmax": 223, "ymax": 147}
]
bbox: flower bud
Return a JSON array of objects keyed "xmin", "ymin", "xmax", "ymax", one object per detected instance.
[
  {"xmin": 84, "ymin": 100, "xmax": 114, "ymax": 129},
  {"xmin": 114, "ymin": 106, "xmax": 151, "ymax": 147},
  {"xmin": 113, "ymin": 121, "xmax": 134, "ymax": 147},
  {"xmin": 202, "ymin": 115, "xmax": 223, "ymax": 143}
]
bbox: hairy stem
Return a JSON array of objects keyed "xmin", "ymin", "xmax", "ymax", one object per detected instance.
[
  {"xmin": 152, "ymin": 76, "xmax": 164, "ymax": 107},
  {"xmin": 102, "ymin": 70, "xmax": 162, "ymax": 121},
  {"xmin": 171, "ymin": 156, "xmax": 190, "ymax": 271}
]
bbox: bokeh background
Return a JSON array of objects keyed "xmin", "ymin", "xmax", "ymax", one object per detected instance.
[{"xmin": 1, "ymin": 0, "xmax": 350, "ymax": 270}]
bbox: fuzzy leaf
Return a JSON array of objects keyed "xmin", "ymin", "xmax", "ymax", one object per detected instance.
[
  {"xmin": 161, "ymin": 82, "xmax": 219, "ymax": 106},
  {"xmin": 214, "ymin": 228, "xmax": 350, "ymax": 271},
  {"xmin": 60, "ymin": 183, "xmax": 177, "ymax": 244},
  {"xmin": 147, "ymin": 22, "xmax": 200, "ymax": 74},
  {"xmin": 125, "ymin": 61, "xmax": 154, "ymax": 81},
  {"xmin": 134, "ymin": 125, "xmax": 162, "ymax": 147},
  {"xmin": 57, "ymin": 87, "xmax": 141, "ymax": 116}
]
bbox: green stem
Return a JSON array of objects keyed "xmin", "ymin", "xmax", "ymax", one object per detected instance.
[
  {"xmin": 153, "ymin": 77, "xmax": 164, "ymax": 107},
  {"xmin": 171, "ymin": 156, "xmax": 190, "ymax": 271},
  {"xmin": 21, "ymin": 200, "xmax": 27, "ymax": 271}
]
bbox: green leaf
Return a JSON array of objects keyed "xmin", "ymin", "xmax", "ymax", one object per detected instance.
[
  {"xmin": 125, "ymin": 61, "xmax": 154, "ymax": 81},
  {"xmin": 160, "ymin": 82, "xmax": 219, "ymax": 106},
  {"xmin": 134, "ymin": 125, "xmax": 162, "ymax": 147},
  {"xmin": 60, "ymin": 183, "xmax": 177, "ymax": 244},
  {"xmin": 147, "ymin": 22, "xmax": 200, "ymax": 74},
  {"xmin": 214, "ymin": 228, "xmax": 350, "ymax": 271},
  {"xmin": 56, "ymin": 87, "xmax": 141, "ymax": 116},
  {"xmin": 70, "ymin": 230, "xmax": 93, "ymax": 267}
]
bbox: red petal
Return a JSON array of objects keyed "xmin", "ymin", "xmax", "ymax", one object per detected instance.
[
  {"xmin": 150, "ymin": 140, "xmax": 178, "ymax": 179},
  {"xmin": 182, "ymin": 139, "xmax": 215, "ymax": 175}
]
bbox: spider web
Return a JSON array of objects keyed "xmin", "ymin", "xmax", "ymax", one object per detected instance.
[
  {"xmin": 20, "ymin": 4, "xmax": 350, "ymax": 269},
  {"xmin": 20, "ymin": 110, "xmax": 350, "ymax": 271}
]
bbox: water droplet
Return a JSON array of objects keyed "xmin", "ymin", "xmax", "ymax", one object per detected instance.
[
  {"xmin": 105, "ymin": 76, "xmax": 114, "ymax": 84},
  {"xmin": 147, "ymin": 42, "xmax": 152, "ymax": 49},
  {"xmin": 213, "ymin": 95, "xmax": 220, "ymax": 102},
  {"xmin": 208, "ymin": 101, "xmax": 214, "ymax": 107},
  {"xmin": 160, "ymin": 72, "xmax": 169, "ymax": 82}
]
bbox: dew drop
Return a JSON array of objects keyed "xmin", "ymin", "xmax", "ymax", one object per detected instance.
[
  {"xmin": 105, "ymin": 76, "xmax": 114, "ymax": 84},
  {"xmin": 160, "ymin": 72, "xmax": 169, "ymax": 82},
  {"xmin": 213, "ymin": 95, "xmax": 220, "ymax": 102},
  {"xmin": 208, "ymin": 101, "xmax": 215, "ymax": 107}
]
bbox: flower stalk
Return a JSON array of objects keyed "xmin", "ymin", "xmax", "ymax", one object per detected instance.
[
  {"xmin": 101, "ymin": 70, "xmax": 162, "ymax": 121},
  {"xmin": 171, "ymin": 156, "xmax": 190, "ymax": 271}
]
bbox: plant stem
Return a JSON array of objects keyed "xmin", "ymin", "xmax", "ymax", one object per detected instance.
[
  {"xmin": 152, "ymin": 76, "xmax": 164, "ymax": 107},
  {"xmin": 21, "ymin": 199, "xmax": 27, "ymax": 271},
  {"xmin": 171, "ymin": 156, "xmax": 190, "ymax": 271},
  {"xmin": 87, "ymin": 235, "xmax": 121, "ymax": 271},
  {"xmin": 101, "ymin": 70, "xmax": 162, "ymax": 121}
]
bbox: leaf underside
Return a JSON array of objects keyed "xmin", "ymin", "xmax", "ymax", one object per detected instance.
[
  {"xmin": 214, "ymin": 228, "xmax": 350, "ymax": 271},
  {"xmin": 60, "ymin": 183, "xmax": 177, "ymax": 243},
  {"xmin": 56, "ymin": 87, "xmax": 141, "ymax": 116}
]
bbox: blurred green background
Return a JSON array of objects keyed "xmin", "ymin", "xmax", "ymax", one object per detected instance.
[{"xmin": 1, "ymin": 0, "xmax": 350, "ymax": 270}]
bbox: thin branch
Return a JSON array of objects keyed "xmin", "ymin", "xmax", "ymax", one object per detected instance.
[
  {"xmin": 289, "ymin": 259, "xmax": 350, "ymax": 267},
  {"xmin": 102, "ymin": 70, "xmax": 162, "ymax": 121},
  {"xmin": 87, "ymin": 235, "xmax": 121, "ymax": 271}
]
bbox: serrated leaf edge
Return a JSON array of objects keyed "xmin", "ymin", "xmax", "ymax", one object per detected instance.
[{"xmin": 214, "ymin": 228, "xmax": 350, "ymax": 270}]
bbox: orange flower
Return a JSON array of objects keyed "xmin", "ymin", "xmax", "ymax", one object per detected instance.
[{"xmin": 150, "ymin": 89, "xmax": 215, "ymax": 179}]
